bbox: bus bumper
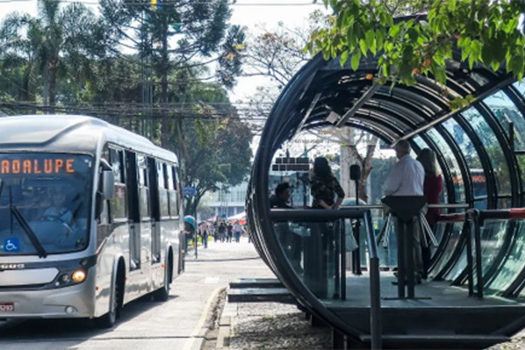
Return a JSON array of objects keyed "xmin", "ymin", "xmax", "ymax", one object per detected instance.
[{"xmin": 0, "ymin": 274, "xmax": 95, "ymax": 319}]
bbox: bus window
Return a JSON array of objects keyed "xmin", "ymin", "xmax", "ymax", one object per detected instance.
[
  {"xmin": 168, "ymin": 165, "xmax": 179, "ymax": 218},
  {"xmin": 0, "ymin": 153, "xmax": 92, "ymax": 255},
  {"xmin": 109, "ymin": 147, "xmax": 127, "ymax": 221},
  {"xmin": 137, "ymin": 155, "xmax": 150, "ymax": 220},
  {"xmin": 159, "ymin": 163, "xmax": 169, "ymax": 218},
  {"xmin": 148, "ymin": 158, "xmax": 161, "ymax": 263},
  {"xmin": 97, "ymin": 200, "xmax": 111, "ymax": 247}
]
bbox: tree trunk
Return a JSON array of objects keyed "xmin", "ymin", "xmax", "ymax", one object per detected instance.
[
  {"xmin": 42, "ymin": 63, "xmax": 49, "ymax": 113},
  {"xmin": 48, "ymin": 59, "xmax": 58, "ymax": 114}
]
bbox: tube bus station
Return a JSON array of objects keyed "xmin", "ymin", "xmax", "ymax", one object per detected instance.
[{"xmin": 247, "ymin": 36, "xmax": 525, "ymax": 349}]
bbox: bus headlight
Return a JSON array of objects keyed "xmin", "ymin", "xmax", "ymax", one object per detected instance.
[{"xmin": 71, "ymin": 270, "xmax": 87, "ymax": 283}]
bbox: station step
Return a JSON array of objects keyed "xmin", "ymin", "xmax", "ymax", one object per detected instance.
[
  {"xmin": 227, "ymin": 287, "xmax": 295, "ymax": 303},
  {"xmin": 229, "ymin": 278, "xmax": 284, "ymax": 289},
  {"xmin": 359, "ymin": 334, "xmax": 510, "ymax": 349}
]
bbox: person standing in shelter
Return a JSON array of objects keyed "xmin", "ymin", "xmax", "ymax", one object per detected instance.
[
  {"xmin": 306, "ymin": 157, "xmax": 345, "ymax": 298},
  {"xmin": 383, "ymin": 140, "xmax": 425, "ymax": 282},
  {"xmin": 310, "ymin": 157, "xmax": 345, "ymax": 209},
  {"xmin": 416, "ymin": 148, "xmax": 443, "ymax": 279},
  {"xmin": 269, "ymin": 182, "xmax": 292, "ymax": 208},
  {"xmin": 383, "ymin": 140, "xmax": 425, "ymax": 197},
  {"xmin": 269, "ymin": 182, "xmax": 301, "ymax": 271}
]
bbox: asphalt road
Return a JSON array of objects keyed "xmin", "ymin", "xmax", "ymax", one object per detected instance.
[{"xmin": 0, "ymin": 237, "xmax": 274, "ymax": 350}]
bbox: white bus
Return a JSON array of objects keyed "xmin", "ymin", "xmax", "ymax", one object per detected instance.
[{"xmin": 0, "ymin": 115, "xmax": 184, "ymax": 327}]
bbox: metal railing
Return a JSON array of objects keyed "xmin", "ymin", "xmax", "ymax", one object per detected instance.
[
  {"xmin": 465, "ymin": 208, "xmax": 525, "ymax": 299},
  {"xmin": 270, "ymin": 208, "xmax": 382, "ymax": 349},
  {"xmin": 363, "ymin": 209, "xmax": 382, "ymax": 350}
]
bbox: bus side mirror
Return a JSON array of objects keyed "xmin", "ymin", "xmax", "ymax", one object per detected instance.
[
  {"xmin": 102, "ymin": 170, "xmax": 115, "ymax": 199},
  {"xmin": 99, "ymin": 159, "xmax": 115, "ymax": 200}
]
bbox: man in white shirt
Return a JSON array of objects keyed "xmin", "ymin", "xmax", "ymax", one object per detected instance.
[
  {"xmin": 383, "ymin": 140, "xmax": 425, "ymax": 282},
  {"xmin": 383, "ymin": 140, "xmax": 425, "ymax": 196}
]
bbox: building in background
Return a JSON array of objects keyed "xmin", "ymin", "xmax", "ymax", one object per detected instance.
[{"xmin": 203, "ymin": 182, "xmax": 248, "ymax": 219}]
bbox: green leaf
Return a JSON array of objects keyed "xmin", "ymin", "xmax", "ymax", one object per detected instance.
[
  {"xmin": 340, "ymin": 50, "xmax": 349, "ymax": 66},
  {"xmin": 376, "ymin": 29, "xmax": 384, "ymax": 49},
  {"xmin": 365, "ymin": 29, "xmax": 374, "ymax": 48},
  {"xmin": 491, "ymin": 60, "xmax": 501, "ymax": 72},
  {"xmin": 359, "ymin": 39, "xmax": 367, "ymax": 56},
  {"xmin": 471, "ymin": 40, "xmax": 481, "ymax": 60},
  {"xmin": 351, "ymin": 50, "xmax": 361, "ymax": 71},
  {"xmin": 389, "ymin": 24, "xmax": 400, "ymax": 37}
]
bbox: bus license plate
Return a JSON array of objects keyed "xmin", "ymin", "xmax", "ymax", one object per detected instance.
[{"xmin": 0, "ymin": 303, "xmax": 14, "ymax": 312}]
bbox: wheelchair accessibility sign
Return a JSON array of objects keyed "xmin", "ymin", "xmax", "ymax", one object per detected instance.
[{"xmin": 3, "ymin": 238, "xmax": 20, "ymax": 252}]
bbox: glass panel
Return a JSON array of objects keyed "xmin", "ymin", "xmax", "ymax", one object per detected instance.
[
  {"xmin": 474, "ymin": 199, "xmax": 488, "ymax": 210},
  {"xmin": 485, "ymin": 90, "xmax": 525, "ymax": 150},
  {"xmin": 159, "ymin": 190, "xmax": 169, "ymax": 218},
  {"xmin": 429, "ymin": 222, "xmax": 463, "ymax": 277},
  {"xmin": 477, "ymin": 220, "xmax": 508, "ymax": 276},
  {"xmin": 488, "ymin": 220, "xmax": 525, "ymax": 295},
  {"xmin": 518, "ymin": 155, "xmax": 525, "ymax": 194},
  {"xmin": 0, "ymin": 154, "xmax": 92, "ymax": 254},
  {"xmin": 444, "ymin": 248, "xmax": 467, "ymax": 281},
  {"xmin": 443, "ymin": 119, "xmax": 486, "ymax": 199},
  {"xmin": 273, "ymin": 220, "xmax": 339, "ymax": 299},
  {"xmin": 446, "ymin": 220, "xmax": 508, "ymax": 281},
  {"xmin": 425, "ymin": 129, "xmax": 465, "ymax": 202},
  {"xmin": 462, "ymin": 107, "xmax": 511, "ymax": 196},
  {"xmin": 513, "ymin": 81, "xmax": 525, "ymax": 100},
  {"xmin": 111, "ymin": 183, "xmax": 127, "ymax": 219},
  {"xmin": 413, "ymin": 136, "xmax": 448, "ymax": 204}
]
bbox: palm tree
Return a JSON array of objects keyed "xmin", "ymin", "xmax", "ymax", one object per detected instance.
[{"xmin": 0, "ymin": 0, "xmax": 105, "ymax": 112}]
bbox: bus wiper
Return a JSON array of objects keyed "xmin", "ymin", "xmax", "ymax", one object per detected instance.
[{"xmin": 10, "ymin": 205, "xmax": 47, "ymax": 258}]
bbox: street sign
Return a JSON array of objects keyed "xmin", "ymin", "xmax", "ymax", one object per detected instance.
[
  {"xmin": 182, "ymin": 186, "xmax": 196, "ymax": 197},
  {"xmin": 272, "ymin": 157, "xmax": 310, "ymax": 172}
]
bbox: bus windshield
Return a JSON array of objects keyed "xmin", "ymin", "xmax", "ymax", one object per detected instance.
[{"xmin": 0, "ymin": 153, "xmax": 93, "ymax": 255}]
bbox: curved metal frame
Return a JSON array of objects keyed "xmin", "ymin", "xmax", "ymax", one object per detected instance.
[{"xmin": 249, "ymin": 41, "xmax": 525, "ymax": 341}]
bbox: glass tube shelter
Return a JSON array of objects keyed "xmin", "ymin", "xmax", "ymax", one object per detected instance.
[{"xmin": 247, "ymin": 47, "xmax": 525, "ymax": 348}]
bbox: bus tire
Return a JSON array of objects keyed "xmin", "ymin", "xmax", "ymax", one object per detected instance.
[
  {"xmin": 96, "ymin": 263, "xmax": 124, "ymax": 328},
  {"xmin": 153, "ymin": 253, "xmax": 172, "ymax": 302}
]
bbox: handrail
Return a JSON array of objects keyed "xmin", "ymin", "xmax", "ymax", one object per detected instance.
[
  {"xmin": 364, "ymin": 210, "xmax": 382, "ymax": 349},
  {"xmin": 340, "ymin": 203, "xmax": 469, "ymax": 210},
  {"xmin": 437, "ymin": 213, "xmax": 467, "ymax": 222},
  {"xmin": 475, "ymin": 208, "xmax": 525, "ymax": 224},
  {"xmin": 270, "ymin": 208, "xmax": 369, "ymax": 221}
]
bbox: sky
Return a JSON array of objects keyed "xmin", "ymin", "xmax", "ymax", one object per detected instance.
[{"xmin": 229, "ymin": 0, "xmax": 323, "ymax": 102}]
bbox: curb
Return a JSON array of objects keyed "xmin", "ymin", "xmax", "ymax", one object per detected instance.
[
  {"xmin": 183, "ymin": 287, "xmax": 224, "ymax": 350},
  {"xmin": 216, "ymin": 300, "xmax": 237, "ymax": 349}
]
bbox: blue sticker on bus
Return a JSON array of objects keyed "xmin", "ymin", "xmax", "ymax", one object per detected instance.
[{"xmin": 4, "ymin": 238, "xmax": 20, "ymax": 252}]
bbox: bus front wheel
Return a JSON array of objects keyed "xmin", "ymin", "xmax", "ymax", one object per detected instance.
[
  {"xmin": 96, "ymin": 268, "xmax": 123, "ymax": 328},
  {"xmin": 153, "ymin": 258, "xmax": 172, "ymax": 301}
]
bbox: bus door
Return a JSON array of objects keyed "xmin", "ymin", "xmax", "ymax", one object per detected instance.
[
  {"xmin": 147, "ymin": 157, "xmax": 161, "ymax": 265},
  {"xmin": 136, "ymin": 155, "xmax": 151, "ymax": 289},
  {"xmin": 125, "ymin": 151, "xmax": 141, "ymax": 271}
]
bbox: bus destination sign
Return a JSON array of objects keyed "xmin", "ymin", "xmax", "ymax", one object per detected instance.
[{"xmin": 0, "ymin": 158, "xmax": 76, "ymax": 175}]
